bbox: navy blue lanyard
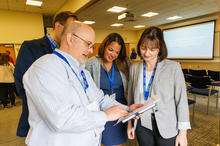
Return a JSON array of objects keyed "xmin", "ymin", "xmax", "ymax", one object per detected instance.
[
  {"xmin": 143, "ymin": 61, "xmax": 158, "ymax": 100},
  {"xmin": 53, "ymin": 51, "xmax": 89, "ymax": 93},
  {"xmin": 46, "ymin": 36, "xmax": 56, "ymax": 50},
  {"xmin": 104, "ymin": 64, "xmax": 114, "ymax": 89}
]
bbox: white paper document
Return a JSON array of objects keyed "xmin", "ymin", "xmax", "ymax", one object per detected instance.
[{"xmin": 114, "ymin": 95, "xmax": 160, "ymax": 126}]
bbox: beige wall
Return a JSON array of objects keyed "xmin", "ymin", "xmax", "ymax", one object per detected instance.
[
  {"xmin": 0, "ymin": 10, "xmax": 44, "ymax": 44},
  {"xmin": 180, "ymin": 61, "xmax": 220, "ymax": 71},
  {"xmin": 94, "ymin": 29, "xmax": 137, "ymax": 43},
  {"xmin": 0, "ymin": 8, "xmax": 218, "ymax": 71}
]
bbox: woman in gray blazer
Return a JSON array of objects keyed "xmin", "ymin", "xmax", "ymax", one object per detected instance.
[
  {"xmin": 127, "ymin": 27, "xmax": 191, "ymax": 146},
  {"xmin": 85, "ymin": 33, "xmax": 130, "ymax": 146}
]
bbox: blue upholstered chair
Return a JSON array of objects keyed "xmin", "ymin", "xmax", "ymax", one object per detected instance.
[
  {"xmin": 189, "ymin": 69, "xmax": 207, "ymax": 76},
  {"xmin": 208, "ymin": 70, "xmax": 220, "ymax": 82},
  {"xmin": 187, "ymin": 75, "xmax": 219, "ymax": 114}
]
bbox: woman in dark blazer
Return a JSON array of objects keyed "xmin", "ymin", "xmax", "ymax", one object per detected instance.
[{"xmin": 127, "ymin": 27, "xmax": 191, "ymax": 146}]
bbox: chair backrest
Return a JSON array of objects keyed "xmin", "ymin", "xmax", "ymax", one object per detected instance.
[
  {"xmin": 182, "ymin": 69, "xmax": 189, "ymax": 74},
  {"xmin": 183, "ymin": 74, "xmax": 191, "ymax": 82},
  {"xmin": 208, "ymin": 70, "xmax": 220, "ymax": 81},
  {"xmin": 182, "ymin": 69, "xmax": 190, "ymax": 82},
  {"xmin": 189, "ymin": 69, "xmax": 207, "ymax": 76},
  {"xmin": 188, "ymin": 75, "xmax": 211, "ymax": 89}
]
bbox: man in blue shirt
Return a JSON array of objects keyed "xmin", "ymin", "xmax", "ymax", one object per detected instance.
[{"xmin": 14, "ymin": 11, "xmax": 78, "ymax": 137}]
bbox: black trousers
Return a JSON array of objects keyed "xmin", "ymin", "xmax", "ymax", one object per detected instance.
[
  {"xmin": 136, "ymin": 114, "xmax": 176, "ymax": 146},
  {"xmin": 0, "ymin": 83, "xmax": 9, "ymax": 107},
  {"xmin": 0, "ymin": 83, "xmax": 16, "ymax": 107},
  {"xmin": 8, "ymin": 83, "xmax": 16, "ymax": 105}
]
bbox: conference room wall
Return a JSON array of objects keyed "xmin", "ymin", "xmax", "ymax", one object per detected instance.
[
  {"xmin": 0, "ymin": 9, "xmax": 218, "ymax": 72},
  {"xmin": 136, "ymin": 13, "xmax": 220, "ymax": 71},
  {"xmin": 0, "ymin": 10, "xmax": 44, "ymax": 44},
  {"xmin": 0, "ymin": 10, "xmax": 140, "ymax": 61},
  {"xmin": 94, "ymin": 28, "xmax": 138, "ymax": 55},
  {"xmin": 57, "ymin": 0, "xmax": 220, "ymax": 71}
]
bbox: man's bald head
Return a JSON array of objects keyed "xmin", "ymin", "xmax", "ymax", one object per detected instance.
[
  {"xmin": 61, "ymin": 21, "xmax": 81, "ymax": 40},
  {"xmin": 61, "ymin": 21, "xmax": 94, "ymax": 44},
  {"xmin": 60, "ymin": 21, "xmax": 95, "ymax": 65}
]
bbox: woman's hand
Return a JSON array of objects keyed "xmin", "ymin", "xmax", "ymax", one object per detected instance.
[
  {"xmin": 127, "ymin": 120, "xmax": 135, "ymax": 139},
  {"xmin": 175, "ymin": 130, "xmax": 187, "ymax": 146},
  {"xmin": 128, "ymin": 104, "xmax": 143, "ymax": 111},
  {"xmin": 127, "ymin": 104, "xmax": 143, "ymax": 120}
]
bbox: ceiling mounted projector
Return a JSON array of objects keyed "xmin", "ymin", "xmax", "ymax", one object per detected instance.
[{"xmin": 118, "ymin": 12, "xmax": 135, "ymax": 21}]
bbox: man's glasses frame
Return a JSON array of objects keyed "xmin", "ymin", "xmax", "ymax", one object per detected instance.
[{"xmin": 72, "ymin": 34, "xmax": 94, "ymax": 49}]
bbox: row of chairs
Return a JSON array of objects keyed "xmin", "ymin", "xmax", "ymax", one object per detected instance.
[
  {"xmin": 182, "ymin": 69, "xmax": 219, "ymax": 81},
  {"xmin": 182, "ymin": 69, "xmax": 219, "ymax": 115}
]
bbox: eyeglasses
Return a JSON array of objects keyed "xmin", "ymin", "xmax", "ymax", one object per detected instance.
[
  {"xmin": 140, "ymin": 45, "xmax": 159, "ymax": 52},
  {"xmin": 72, "ymin": 34, "xmax": 94, "ymax": 49}
]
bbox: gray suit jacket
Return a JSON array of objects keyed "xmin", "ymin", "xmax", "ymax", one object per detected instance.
[
  {"xmin": 128, "ymin": 59, "xmax": 191, "ymax": 139},
  {"xmin": 85, "ymin": 56, "xmax": 128, "ymax": 99}
]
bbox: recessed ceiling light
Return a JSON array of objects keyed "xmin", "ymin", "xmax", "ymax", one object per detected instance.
[
  {"xmin": 167, "ymin": 16, "xmax": 182, "ymax": 20},
  {"xmin": 142, "ymin": 12, "xmax": 158, "ymax": 17},
  {"xmin": 111, "ymin": 23, "xmax": 123, "ymax": 27},
  {"xmin": 107, "ymin": 6, "xmax": 127, "ymax": 13},
  {"xmin": 134, "ymin": 25, "xmax": 145, "ymax": 28},
  {"xmin": 83, "ymin": 21, "xmax": 96, "ymax": 24},
  {"xmin": 26, "ymin": 0, "xmax": 42, "ymax": 6}
]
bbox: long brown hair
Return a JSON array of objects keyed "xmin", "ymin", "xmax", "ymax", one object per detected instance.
[{"xmin": 98, "ymin": 33, "xmax": 130, "ymax": 79}]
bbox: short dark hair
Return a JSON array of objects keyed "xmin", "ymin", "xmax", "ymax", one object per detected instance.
[
  {"xmin": 53, "ymin": 11, "xmax": 78, "ymax": 27},
  {"xmin": 137, "ymin": 26, "xmax": 167, "ymax": 61},
  {"xmin": 98, "ymin": 33, "xmax": 130, "ymax": 79}
]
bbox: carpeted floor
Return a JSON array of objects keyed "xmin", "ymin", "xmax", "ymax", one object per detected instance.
[
  {"xmin": 124, "ymin": 94, "xmax": 220, "ymax": 146},
  {"xmin": 0, "ymin": 94, "xmax": 219, "ymax": 146},
  {"xmin": 187, "ymin": 95, "xmax": 220, "ymax": 146}
]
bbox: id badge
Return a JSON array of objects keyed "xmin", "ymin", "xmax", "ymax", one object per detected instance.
[{"xmin": 110, "ymin": 93, "xmax": 116, "ymax": 100}]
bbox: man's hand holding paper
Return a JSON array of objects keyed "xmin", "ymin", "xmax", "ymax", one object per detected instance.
[{"xmin": 115, "ymin": 95, "xmax": 160, "ymax": 126}]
